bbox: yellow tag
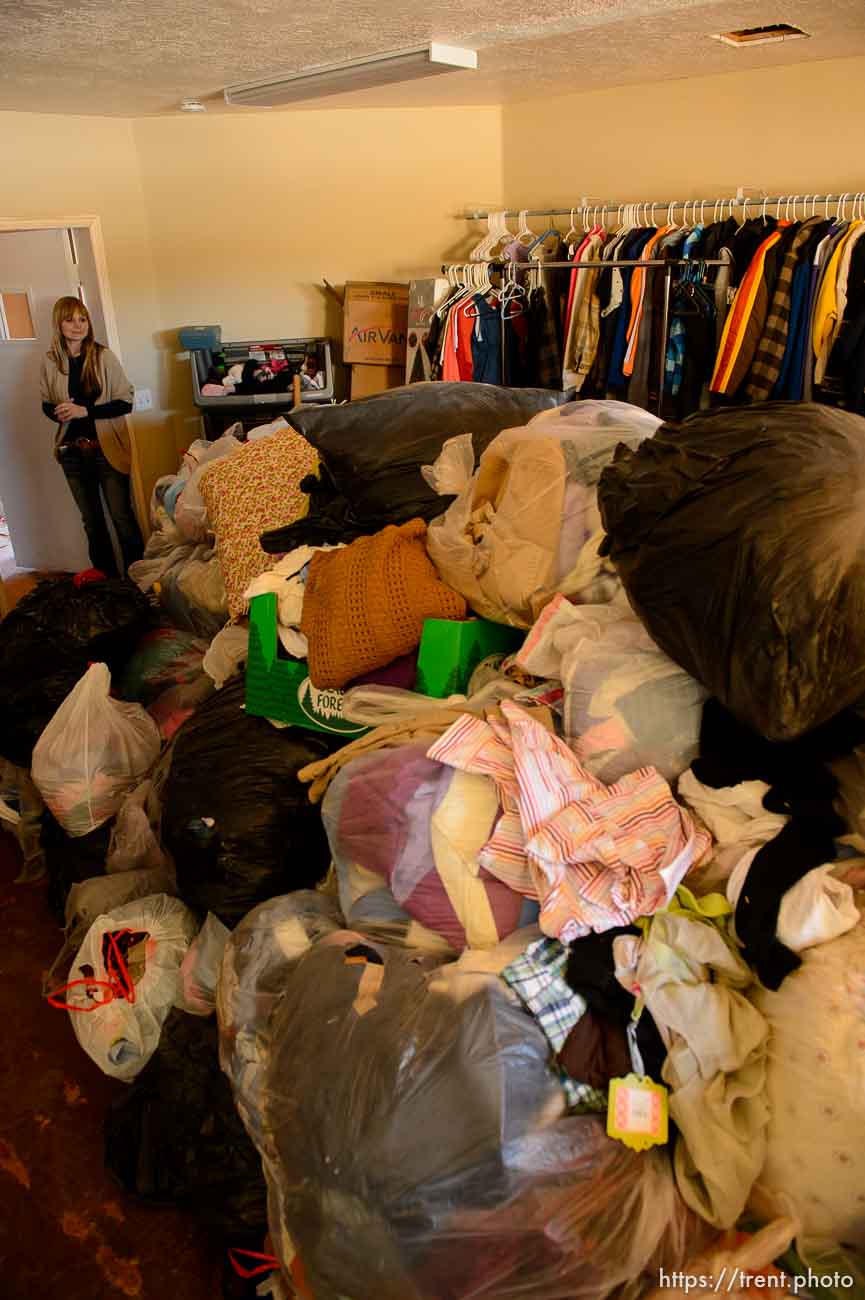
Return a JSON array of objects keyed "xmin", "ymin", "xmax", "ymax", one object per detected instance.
[{"xmin": 607, "ymin": 1074, "xmax": 668, "ymax": 1150}]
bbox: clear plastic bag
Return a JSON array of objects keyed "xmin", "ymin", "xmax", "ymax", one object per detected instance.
[
  {"xmin": 174, "ymin": 431, "xmax": 243, "ymax": 541},
  {"xmin": 51, "ymin": 893, "xmax": 198, "ymax": 1082},
  {"xmin": 216, "ymin": 891, "xmax": 344, "ymax": 1148},
  {"xmin": 128, "ymin": 513, "xmax": 187, "ymax": 593},
  {"xmin": 147, "ymin": 673, "xmax": 216, "ymax": 742},
  {"xmin": 0, "ymin": 759, "xmax": 45, "ymax": 880},
  {"xmin": 640, "ymin": 1218, "xmax": 799, "ymax": 1300},
  {"xmin": 156, "ymin": 541, "xmax": 229, "ymax": 639},
  {"xmin": 234, "ymin": 932, "xmax": 710, "ymax": 1300},
  {"xmin": 117, "ymin": 626, "xmax": 209, "ymax": 707},
  {"xmin": 106, "ymin": 779, "xmax": 166, "ymax": 873},
  {"xmin": 517, "ymin": 595, "xmax": 705, "ymax": 784},
  {"xmin": 32, "ymin": 663, "xmax": 162, "ymax": 838},
  {"xmin": 426, "ymin": 400, "xmax": 658, "ymax": 628},
  {"xmin": 178, "ymin": 912, "xmax": 230, "ymax": 1015}
]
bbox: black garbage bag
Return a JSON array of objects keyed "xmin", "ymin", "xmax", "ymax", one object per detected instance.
[
  {"xmin": 0, "ymin": 575, "xmax": 152, "ymax": 660},
  {"xmin": 41, "ymin": 810, "xmax": 113, "ymax": 922},
  {"xmin": 104, "ymin": 1009, "xmax": 267, "ymax": 1236},
  {"xmin": 161, "ymin": 678, "xmax": 333, "ymax": 926},
  {"xmin": 262, "ymin": 381, "xmax": 572, "ymax": 552},
  {"xmin": 598, "ymin": 401, "xmax": 865, "ymax": 740},
  {"xmin": 0, "ymin": 576, "xmax": 153, "ymax": 765},
  {"xmin": 0, "ymin": 644, "xmax": 91, "ymax": 768}
]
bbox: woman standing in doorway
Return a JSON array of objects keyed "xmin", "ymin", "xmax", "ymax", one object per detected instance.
[{"xmin": 40, "ymin": 296, "xmax": 143, "ymax": 577}]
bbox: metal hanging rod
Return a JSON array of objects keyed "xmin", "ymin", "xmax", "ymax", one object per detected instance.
[
  {"xmin": 463, "ymin": 193, "xmax": 865, "ymax": 222},
  {"xmin": 439, "ymin": 257, "xmax": 727, "ymax": 417},
  {"xmin": 442, "ymin": 258, "xmax": 726, "ymax": 271}
]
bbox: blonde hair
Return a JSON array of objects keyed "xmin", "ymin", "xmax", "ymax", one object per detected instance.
[{"xmin": 50, "ymin": 296, "xmax": 103, "ymax": 395}]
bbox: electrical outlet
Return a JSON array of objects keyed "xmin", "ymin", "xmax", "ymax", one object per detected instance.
[{"xmin": 133, "ymin": 388, "xmax": 153, "ymax": 412}]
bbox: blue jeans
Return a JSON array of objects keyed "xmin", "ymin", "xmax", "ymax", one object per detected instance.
[{"xmin": 59, "ymin": 445, "xmax": 143, "ymax": 577}]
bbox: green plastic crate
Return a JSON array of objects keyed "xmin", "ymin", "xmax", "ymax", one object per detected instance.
[
  {"xmin": 246, "ymin": 593, "xmax": 525, "ymax": 733},
  {"xmin": 245, "ymin": 593, "xmax": 370, "ymax": 737},
  {"xmin": 415, "ymin": 617, "xmax": 524, "ymax": 698}
]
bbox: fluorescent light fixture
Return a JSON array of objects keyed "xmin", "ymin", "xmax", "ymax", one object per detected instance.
[
  {"xmin": 224, "ymin": 42, "xmax": 478, "ymax": 107},
  {"xmin": 180, "ymin": 97, "xmax": 207, "ymax": 112}
]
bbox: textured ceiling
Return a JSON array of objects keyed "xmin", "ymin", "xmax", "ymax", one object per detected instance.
[{"xmin": 2, "ymin": 0, "xmax": 865, "ymax": 116}]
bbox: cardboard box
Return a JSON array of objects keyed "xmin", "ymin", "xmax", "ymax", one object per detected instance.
[
  {"xmin": 350, "ymin": 364, "xmax": 404, "ymax": 400},
  {"xmin": 343, "ymin": 281, "xmax": 409, "ymax": 366},
  {"xmin": 415, "ymin": 618, "xmax": 525, "ymax": 698},
  {"xmin": 406, "ymin": 277, "xmax": 450, "ymax": 383},
  {"xmin": 245, "ymin": 593, "xmax": 370, "ymax": 738}
]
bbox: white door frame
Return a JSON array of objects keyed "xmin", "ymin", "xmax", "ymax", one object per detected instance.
[{"xmin": 0, "ymin": 213, "xmax": 147, "ymax": 536}]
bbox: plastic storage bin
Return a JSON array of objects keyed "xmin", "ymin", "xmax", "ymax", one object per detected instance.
[
  {"xmin": 179, "ymin": 325, "xmax": 221, "ymax": 351},
  {"xmin": 190, "ymin": 336, "xmax": 334, "ymax": 408}
]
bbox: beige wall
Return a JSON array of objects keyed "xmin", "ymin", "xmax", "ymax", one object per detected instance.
[
  {"xmin": 1, "ymin": 104, "xmax": 502, "ymax": 516},
  {"xmin": 502, "ymin": 56, "xmax": 865, "ymax": 210},
  {"xmin": 132, "ymin": 106, "xmax": 503, "ymax": 432},
  {"xmin": 0, "ymin": 111, "xmax": 170, "ymax": 521}
]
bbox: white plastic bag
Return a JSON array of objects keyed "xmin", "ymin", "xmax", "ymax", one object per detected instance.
[
  {"xmin": 203, "ymin": 624, "xmax": 250, "ymax": 690},
  {"xmin": 43, "ymin": 864, "xmax": 177, "ymax": 1000},
  {"xmin": 32, "ymin": 663, "xmax": 161, "ymax": 838},
  {"xmin": 420, "ymin": 431, "xmax": 475, "ymax": 496},
  {"xmin": 50, "ymin": 893, "xmax": 199, "ymax": 1082},
  {"xmin": 106, "ymin": 780, "xmax": 166, "ymax": 873}
]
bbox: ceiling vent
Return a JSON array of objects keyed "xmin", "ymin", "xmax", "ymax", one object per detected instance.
[{"xmin": 711, "ymin": 24, "xmax": 810, "ymax": 48}]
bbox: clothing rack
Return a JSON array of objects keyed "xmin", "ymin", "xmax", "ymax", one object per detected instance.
[
  {"xmin": 441, "ymin": 257, "xmax": 726, "ymax": 415},
  {"xmin": 463, "ymin": 192, "xmax": 865, "ymax": 222}
]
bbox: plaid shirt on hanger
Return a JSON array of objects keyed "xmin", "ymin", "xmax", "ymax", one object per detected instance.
[{"xmin": 745, "ymin": 217, "xmax": 822, "ymax": 400}]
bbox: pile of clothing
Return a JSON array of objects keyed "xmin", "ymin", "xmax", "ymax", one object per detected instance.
[{"xmin": 7, "ymin": 381, "xmax": 865, "ymax": 1300}]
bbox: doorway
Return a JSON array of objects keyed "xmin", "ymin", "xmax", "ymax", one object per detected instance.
[{"xmin": 0, "ymin": 220, "xmax": 118, "ymax": 574}]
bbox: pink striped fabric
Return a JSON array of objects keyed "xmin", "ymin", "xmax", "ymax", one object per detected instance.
[{"xmin": 428, "ymin": 701, "xmax": 711, "ymax": 942}]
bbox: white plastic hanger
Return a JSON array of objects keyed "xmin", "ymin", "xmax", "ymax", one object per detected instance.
[
  {"xmin": 487, "ymin": 210, "xmax": 513, "ymax": 257},
  {"xmin": 470, "ymin": 214, "xmax": 496, "ymax": 262},
  {"xmin": 516, "ymin": 209, "xmax": 534, "ymax": 246}
]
